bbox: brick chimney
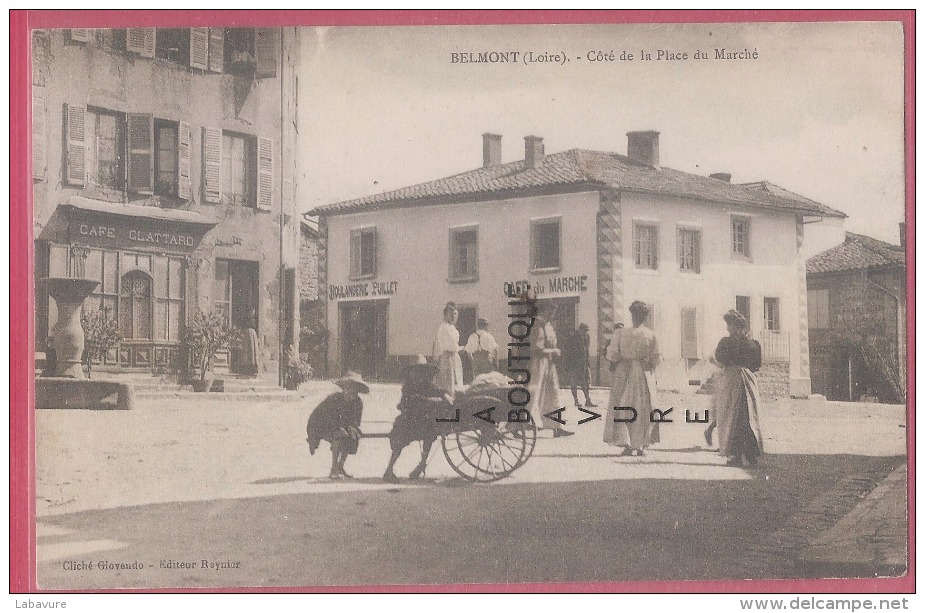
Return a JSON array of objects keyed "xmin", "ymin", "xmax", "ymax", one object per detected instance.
[
  {"xmin": 710, "ymin": 172, "xmax": 732, "ymax": 182},
  {"xmin": 900, "ymin": 222, "xmax": 906, "ymax": 249},
  {"xmin": 483, "ymin": 133, "xmax": 502, "ymax": 168},
  {"xmin": 525, "ymin": 135, "xmax": 544, "ymax": 168},
  {"xmin": 627, "ymin": 130, "xmax": 660, "ymax": 168}
]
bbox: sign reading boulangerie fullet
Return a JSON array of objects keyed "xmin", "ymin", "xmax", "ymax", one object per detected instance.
[{"xmin": 68, "ymin": 213, "xmax": 201, "ymax": 252}]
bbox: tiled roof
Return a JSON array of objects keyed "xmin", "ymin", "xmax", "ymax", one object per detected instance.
[
  {"xmin": 740, "ymin": 181, "xmax": 846, "ymax": 218},
  {"xmin": 310, "ymin": 148, "xmax": 846, "ymax": 218},
  {"xmin": 807, "ymin": 232, "xmax": 906, "ymax": 274}
]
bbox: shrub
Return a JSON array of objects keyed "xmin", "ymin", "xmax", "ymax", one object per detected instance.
[
  {"xmin": 180, "ymin": 310, "xmax": 244, "ymax": 381},
  {"xmin": 80, "ymin": 307, "xmax": 120, "ymax": 379}
]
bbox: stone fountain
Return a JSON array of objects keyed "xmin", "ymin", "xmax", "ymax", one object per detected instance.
[{"xmin": 36, "ymin": 277, "xmax": 134, "ymax": 410}]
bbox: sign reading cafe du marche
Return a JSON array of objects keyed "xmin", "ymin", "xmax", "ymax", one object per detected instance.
[{"xmin": 69, "ymin": 213, "xmax": 200, "ymax": 252}]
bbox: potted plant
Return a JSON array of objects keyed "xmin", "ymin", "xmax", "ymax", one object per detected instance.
[
  {"xmin": 181, "ymin": 310, "xmax": 243, "ymax": 392},
  {"xmin": 283, "ymin": 346, "xmax": 314, "ymax": 391},
  {"xmin": 80, "ymin": 307, "xmax": 121, "ymax": 379}
]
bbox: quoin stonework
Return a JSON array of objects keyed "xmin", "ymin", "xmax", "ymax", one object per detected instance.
[{"xmin": 309, "ymin": 131, "xmax": 848, "ymax": 395}]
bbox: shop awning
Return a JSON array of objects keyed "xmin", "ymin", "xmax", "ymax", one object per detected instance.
[{"xmin": 60, "ymin": 196, "xmax": 218, "ymax": 227}]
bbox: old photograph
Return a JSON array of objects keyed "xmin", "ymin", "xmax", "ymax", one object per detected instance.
[{"xmin": 29, "ymin": 18, "xmax": 909, "ymax": 590}]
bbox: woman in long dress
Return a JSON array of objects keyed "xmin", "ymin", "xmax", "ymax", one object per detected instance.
[
  {"xmin": 433, "ymin": 302, "xmax": 464, "ymax": 397},
  {"xmin": 603, "ymin": 301, "xmax": 660, "ymax": 456},
  {"xmin": 712, "ymin": 309, "xmax": 763, "ymax": 467},
  {"xmin": 528, "ymin": 302, "xmax": 575, "ymax": 438}
]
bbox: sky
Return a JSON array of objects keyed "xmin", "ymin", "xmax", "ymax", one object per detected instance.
[{"xmin": 297, "ymin": 21, "xmax": 906, "ymax": 244}]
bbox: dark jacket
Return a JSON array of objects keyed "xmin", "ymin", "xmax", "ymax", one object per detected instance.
[
  {"xmin": 715, "ymin": 335, "xmax": 762, "ymax": 372},
  {"xmin": 563, "ymin": 329, "xmax": 591, "ymax": 372},
  {"xmin": 305, "ymin": 392, "xmax": 363, "ymax": 454}
]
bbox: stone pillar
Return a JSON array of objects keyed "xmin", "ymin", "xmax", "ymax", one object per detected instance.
[
  {"xmin": 317, "ymin": 217, "xmax": 331, "ymax": 378},
  {"xmin": 596, "ymin": 190, "xmax": 622, "ymax": 386},
  {"xmin": 792, "ymin": 220, "xmax": 812, "ymax": 397}
]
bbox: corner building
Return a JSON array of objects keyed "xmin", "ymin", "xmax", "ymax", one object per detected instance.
[
  {"xmin": 32, "ymin": 27, "xmax": 302, "ymax": 381},
  {"xmin": 310, "ymin": 132, "xmax": 845, "ymax": 396}
]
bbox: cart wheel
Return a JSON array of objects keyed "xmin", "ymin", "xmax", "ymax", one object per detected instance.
[{"xmin": 441, "ymin": 420, "xmax": 537, "ymax": 482}]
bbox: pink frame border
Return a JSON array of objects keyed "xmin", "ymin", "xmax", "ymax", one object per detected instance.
[{"xmin": 9, "ymin": 9, "xmax": 915, "ymax": 594}]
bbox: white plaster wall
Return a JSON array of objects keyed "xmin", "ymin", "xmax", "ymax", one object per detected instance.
[{"xmin": 325, "ymin": 191, "xmax": 601, "ymax": 373}]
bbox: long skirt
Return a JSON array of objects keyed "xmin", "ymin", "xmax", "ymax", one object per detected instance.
[
  {"xmin": 714, "ymin": 367, "xmax": 763, "ymax": 458},
  {"xmin": 528, "ymin": 356, "xmax": 564, "ymax": 431},
  {"xmin": 603, "ymin": 360, "xmax": 659, "ymax": 449},
  {"xmin": 434, "ymin": 352, "xmax": 463, "ymax": 396}
]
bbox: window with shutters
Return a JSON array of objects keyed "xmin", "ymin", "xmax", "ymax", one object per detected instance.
[
  {"xmin": 677, "ymin": 228, "xmax": 701, "ymax": 273},
  {"xmin": 32, "ymin": 92, "xmax": 46, "ymax": 181},
  {"xmin": 449, "ymin": 226, "xmax": 478, "ymax": 282},
  {"xmin": 680, "ymin": 307, "xmax": 699, "ymax": 359},
  {"xmin": 155, "ymin": 28, "xmax": 190, "ymax": 65},
  {"xmin": 634, "ymin": 223, "xmax": 659, "ymax": 270},
  {"xmin": 530, "ymin": 217, "xmax": 561, "ymax": 271},
  {"xmin": 808, "ymin": 289, "xmax": 830, "ymax": 329},
  {"xmin": 86, "ymin": 108, "xmax": 125, "ymax": 190},
  {"xmin": 350, "ymin": 228, "xmax": 378, "ymax": 280},
  {"xmin": 223, "ymin": 28, "xmax": 276, "ymax": 77},
  {"xmin": 154, "ymin": 120, "xmax": 178, "ymax": 197},
  {"xmin": 221, "ymin": 132, "xmax": 256, "ymax": 207}
]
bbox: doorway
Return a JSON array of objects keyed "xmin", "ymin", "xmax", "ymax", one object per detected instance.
[
  {"xmin": 339, "ymin": 300, "xmax": 388, "ymax": 381},
  {"xmin": 537, "ymin": 296, "xmax": 579, "ymax": 340},
  {"xmin": 215, "ymin": 259, "xmax": 259, "ymax": 373}
]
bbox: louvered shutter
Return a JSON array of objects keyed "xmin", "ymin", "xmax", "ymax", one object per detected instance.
[
  {"xmin": 255, "ymin": 28, "xmax": 277, "ymax": 78},
  {"xmin": 256, "ymin": 137, "xmax": 273, "ymax": 211},
  {"xmin": 32, "ymin": 92, "xmax": 46, "ymax": 180},
  {"xmin": 64, "ymin": 103, "xmax": 87, "ymax": 186},
  {"xmin": 680, "ymin": 308, "xmax": 699, "ymax": 359},
  {"xmin": 126, "ymin": 113, "xmax": 154, "ymax": 193},
  {"xmin": 189, "ymin": 28, "xmax": 209, "ymax": 70},
  {"xmin": 177, "ymin": 121, "xmax": 191, "ymax": 199},
  {"xmin": 70, "ymin": 29, "xmax": 91, "ymax": 43},
  {"xmin": 127, "ymin": 28, "xmax": 155, "ymax": 58},
  {"xmin": 350, "ymin": 230, "xmax": 361, "ymax": 279},
  {"xmin": 370, "ymin": 229, "xmax": 379, "ymax": 277},
  {"xmin": 208, "ymin": 28, "xmax": 224, "ymax": 73},
  {"xmin": 202, "ymin": 127, "xmax": 222, "ymax": 203}
]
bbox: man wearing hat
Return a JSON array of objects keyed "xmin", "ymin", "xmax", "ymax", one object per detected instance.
[
  {"xmin": 465, "ymin": 317, "xmax": 499, "ymax": 378},
  {"xmin": 305, "ymin": 371, "xmax": 370, "ymax": 479},
  {"xmin": 563, "ymin": 323, "xmax": 596, "ymax": 409}
]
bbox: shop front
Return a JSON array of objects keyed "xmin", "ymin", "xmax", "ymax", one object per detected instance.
[{"xmin": 36, "ymin": 198, "xmax": 216, "ymax": 373}]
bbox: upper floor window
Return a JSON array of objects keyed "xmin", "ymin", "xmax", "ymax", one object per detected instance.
[
  {"xmin": 732, "ymin": 216, "xmax": 752, "ymax": 259},
  {"xmin": 634, "ymin": 223, "xmax": 659, "ymax": 270},
  {"xmin": 678, "ymin": 228, "xmax": 701, "ymax": 273},
  {"xmin": 221, "ymin": 132, "xmax": 256, "ymax": 206},
  {"xmin": 808, "ymin": 289, "xmax": 830, "ymax": 329},
  {"xmin": 449, "ymin": 226, "xmax": 478, "ymax": 282},
  {"xmin": 350, "ymin": 228, "xmax": 378, "ymax": 279},
  {"xmin": 154, "ymin": 120, "xmax": 178, "ymax": 197},
  {"xmin": 155, "ymin": 28, "xmax": 190, "ymax": 64},
  {"xmin": 531, "ymin": 217, "xmax": 561, "ymax": 271},
  {"xmin": 763, "ymin": 297, "xmax": 781, "ymax": 331},
  {"xmin": 87, "ymin": 108, "xmax": 125, "ymax": 190}
]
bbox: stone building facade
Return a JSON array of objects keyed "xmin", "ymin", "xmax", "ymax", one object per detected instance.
[
  {"xmin": 32, "ymin": 27, "xmax": 302, "ymax": 382},
  {"xmin": 806, "ymin": 231, "xmax": 907, "ymax": 402}
]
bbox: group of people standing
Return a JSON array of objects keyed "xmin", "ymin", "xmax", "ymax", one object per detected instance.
[
  {"xmin": 432, "ymin": 299, "xmax": 763, "ymax": 465},
  {"xmin": 307, "ymin": 298, "xmax": 765, "ymax": 478}
]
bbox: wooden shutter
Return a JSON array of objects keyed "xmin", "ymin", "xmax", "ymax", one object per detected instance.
[
  {"xmin": 208, "ymin": 28, "xmax": 224, "ymax": 73},
  {"xmin": 127, "ymin": 28, "xmax": 155, "ymax": 58},
  {"xmin": 370, "ymin": 229, "xmax": 379, "ymax": 277},
  {"xmin": 189, "ymin": 28, "xmax": 209, "ymax": 70},
  {"xmin": 126, "ymin": 113, "xmax": 154, "ymax": 193},
  {"xmin": 349, "ymin": 229, "xmax": 361, "ymax": 278},
  {"xmin": 177, "ymin": 121, "xmax": 191, "ymax": 199},
  {"xmin": 680, "ymin": 308, "xmax": 699, "ymax": 359},
  {"xmin": 32, "ymin": 92, "xmax": 46, "ymax": 180},
  {"xmin": 256, "ymin": 137, "xmax": 273, "ymax": 211},
  {"xmin": 70, "ymin": 29, "xmax": 91, "ymax": 43},
  {"xmin": 64, "ymin": 103, "xmax": 87, "ymax": 186},
  {"xmin": 201, "ymin": 127, "xmax": 222, "ymax": 203},
  {"xmin": 255, "ymin": 28, "xmax": 278, "ymax": 78}
]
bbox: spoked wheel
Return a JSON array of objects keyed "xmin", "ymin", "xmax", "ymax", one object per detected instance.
[{"xmin": 441, "ymin": 420, "xmax": 538, "ymax": 482}]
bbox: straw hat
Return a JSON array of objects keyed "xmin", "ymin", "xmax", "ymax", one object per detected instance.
[{"xmin": 335, "ymin": 371, "xmax": 370, "ymax": 394}]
